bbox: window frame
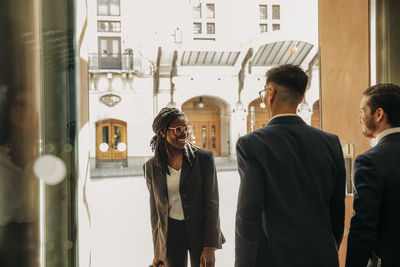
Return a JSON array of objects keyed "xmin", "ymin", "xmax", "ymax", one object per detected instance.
[
  {"xmin": 207, "ymin": 22, "xmax": 215, "ymax": 34},
  {"xmin": 259, "ymin": 4, "xmax": 268, "ymax": 20},
  {"xmin": 206, "ymin": 3, "xmax": 215, "ymax": 18},
  {"xmin": 272, "ymin": 4, "xmax": 280, "ymax": 19},
  {"xmin": 97, "ymin": 21, "xmax": 121, "ymax": 32},
  {"xmin": 97, "ymin": 0, "xmax": 121, "ymax": 16},
  {"xmin": 193, "ymin": 22, "xmax": 202, "ymax": 34}
]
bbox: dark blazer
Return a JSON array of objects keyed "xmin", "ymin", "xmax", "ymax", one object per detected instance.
[
  {"xmin": 235, "ymin": 116, "xmax": 346, "ymax": 267},
  {"xmin": 346, "ymin": 132, "xmax": 400, "ymax": 267},
  {"xmin": 144, "ymin": 144, "xmax": 224, "ymax": 261}
]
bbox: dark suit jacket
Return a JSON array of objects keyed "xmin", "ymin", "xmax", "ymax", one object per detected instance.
[
  {"xmin": 346, "ymin": 132, "xmax": 400, "ymax": 267},
  {"xmin": 144, "ymin": 144, "xmax": 224, "ymax": 261},
  {"xmin": 235, "ymin": 116, "xmax": 346, "ymax": 267}
]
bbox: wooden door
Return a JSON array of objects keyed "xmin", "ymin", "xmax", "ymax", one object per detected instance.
[
  {"xmin": 182, "ymin": 98, "xmax": 221, "ymax": 155},
  {"xmin": 96, "ymin": 119, "xmax": 127, "ymax": 160},
  {"xmin": 190, "ymin": 121, "xmax": 220, "ymax": 154}
]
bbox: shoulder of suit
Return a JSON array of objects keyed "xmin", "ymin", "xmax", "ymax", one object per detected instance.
[{"xmin": 144, "ymin": 156, "xmax": 156, "ymax": 168}]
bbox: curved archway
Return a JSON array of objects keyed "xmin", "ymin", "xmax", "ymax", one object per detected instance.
[
  {"xmin": 182, "ymin": 96, "xmax": 230, "ymax": 156},
  {"xmin": 247, "ymin": 98, "xmax": 269, "ymax": 132}
]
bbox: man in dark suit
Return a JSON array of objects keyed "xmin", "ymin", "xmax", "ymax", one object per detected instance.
[
  {"xmin": 235, "ymin": 64, "xmax": 346, "ymax": 267},
  {"xmin": 346, "ymin": 84, "xmax": 400, "ymax": 267}
]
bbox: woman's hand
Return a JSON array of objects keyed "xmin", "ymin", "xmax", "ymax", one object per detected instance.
[
  {"xmin": 152, "ymin": 257, "xmax": 164, "ymax": 267},
  {"xmin": 200, "ymin": 248, "xmax": 216, "ymax": 267}
]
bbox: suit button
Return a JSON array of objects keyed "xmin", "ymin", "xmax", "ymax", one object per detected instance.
[
  {"xmin": 186, "ymin": 216, "xmax": 191, "ymax": 220},
  {"xmin": 184, "ymin": 204, "xmax": 188, "ymax": 208},
  {"xmin": 182, "ymin": 194, "xmax": 186, "ymax": 198}
]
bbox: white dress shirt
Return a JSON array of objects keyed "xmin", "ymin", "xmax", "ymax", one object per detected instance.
[{"xmin": 376, "ymin": 127, "xmax": 400, "ymax": 143}]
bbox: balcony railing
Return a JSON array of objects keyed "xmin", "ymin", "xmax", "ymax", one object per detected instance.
[{"xmin": 89, "ymin": 53, "xmax": 134, "ymax": 71}]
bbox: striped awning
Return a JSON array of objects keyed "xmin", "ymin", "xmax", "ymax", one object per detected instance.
[
  {"xmin": 181, "ymin": 51, "xmax": 240, "ymax": 66},
  {"xmin": 252, "ymin": 40, "xmax": 313, "ymax": 66}
]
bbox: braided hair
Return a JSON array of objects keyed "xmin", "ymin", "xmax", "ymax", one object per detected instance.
[{"xmin": 150, "ymin": 107, "xmax": 187, "ymax": 176}]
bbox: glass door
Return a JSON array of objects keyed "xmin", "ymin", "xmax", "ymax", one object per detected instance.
[{"xmin": 98, "ymin": 37, "xmax": 122, "ymax": 69}]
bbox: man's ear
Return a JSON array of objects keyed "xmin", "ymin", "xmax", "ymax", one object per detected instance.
[
  {"xmin": 375, "ymin": 107, "xmax": 385, "ymax": 122},
  {"xmin": 269, "ymin": 86, "xmax": 276, "ymax": 101}
]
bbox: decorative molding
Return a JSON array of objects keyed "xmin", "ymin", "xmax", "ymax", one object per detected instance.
[{"xmin": 99, "ymin": 94, "xmax": 121, "ymax": 107}]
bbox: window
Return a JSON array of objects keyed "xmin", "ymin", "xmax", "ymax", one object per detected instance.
[
  {"xmin": 97, "ymin": 21, "xmax": 121, "ymax": 32},
  {"xmin": 272, "ymin": 5, "xmax": 280, "ymax": 19},
  {"xmin": 193, "ymin": 4, "xmax": 202, "ymax": 18},
  {"xmin": 259, "ymin": 5, "xmax": 267, "ymax": 20},
  {"xmin": 98, "ymin": 0, "xmax": 120, "ymax": 16},
  {"xmin": 193, "ymin": 23, "xmax": 202, "ymax": 34},
  {"xmin": 260, "ymin": 24, "xmax": 268, "ymax": 33},
  {"xmin": 207, "ymin": 23, "xmax": 215, "ymax": 34},
  {"xmin": 206, "ymin": 4, "xmax": 215, "ymax": 18},
  {"xmin": 272, "ymin": 24, "xmax": 280, "ymax": 31}
]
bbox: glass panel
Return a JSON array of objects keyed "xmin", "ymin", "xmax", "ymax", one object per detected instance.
[
  {"xmin": 193, "ymin": 4, "xmax": 201, "ymax": 18},
  {"xmin": 260, "ymin": 24, "xmax": 268, "ymax": 33},
  {"xmin": 98, "ymin": 0, "xmax": 108, "ymax": 15},
  {"xmin": 259, "ymin": 5, "xmax": 267, "ymax": 20},
  {"xmin": 103, "ymin": 126, "xmax": 109, "ymax": 143},
  {"xmin": 111, "ymin": 21, "xmax": 121, "ymax": 32},
  {"xmin": 272, "ymin": 24, "xmax": 280, "ymax": 31},
  {"xmin": 100, "ymin": 39, "xmax": 108, "ymax": 57},
  {"xmin": 109, "ymin": 0, "xmax": 120, "ymax": 16},
  {"xmin": 114, "ymin": 126, "xmax": 121, "ymax": 147},
  {"xmin": 202, "ymin": 125, "xmax": 206, "ymax": 148},
  {"xmin": 272, "ymin": 5, "xmax": 280, "ymax": 19},
  {"xmin": 207, "ymin": 23, "xmax": 215, "ymax": 34},
  {"xmin": 211, "ymin": 124, "xmax": 216, "ymax": 148},
  {"xmin": 193, "ymin": 23, "xmax": 202, "ymax": 34},
  {"xmin": 207, "ymin": 4, "xmax": 215, "ymax": 18},
  {"xmin": 112, "ymin": 39, "xmax": 119, "ymax": 56},
  {"xmin": 98, "ymin": 21, "xmax": 108, "ymax": 32},
  {"xmin": 250, "ymin": 106, "xmax": 255, "ymax": 131},
  {"xmin": 376, "ymin": 0, "xmax": 400, "ymax": 84}
]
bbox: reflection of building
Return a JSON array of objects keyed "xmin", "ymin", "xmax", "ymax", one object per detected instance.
[{"xmin": 88, "ymin": 0, "xmax": 319, "ymax": 163}]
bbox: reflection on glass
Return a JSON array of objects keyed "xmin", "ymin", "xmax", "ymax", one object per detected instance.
[
  {"xmin": 103, "ymin": 126, "xmax": 109, "ymax": 144},
  {"xmin": 211, "ymin": 125, "xmax": 216, "ymax": 148},
  {"xmin": 114, "ymin": 126, "xmax": 121, "ymax": 147},
  {"xmin": 202, "ymin": 125, "xmax": 207, "ymax": 148}
]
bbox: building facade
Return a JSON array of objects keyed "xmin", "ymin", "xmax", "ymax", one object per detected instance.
[{"xmin": 88, "ymin": 0, "xmax": 319, "ymax": 165}]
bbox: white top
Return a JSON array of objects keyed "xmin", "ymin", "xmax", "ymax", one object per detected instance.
[
  {"xmin": 166, "ymin": 167, "xmax": 184, "ymax": 220},
  {"xmin": 376, "ymin": 127, "xmax": 400, "ymax": 143}
]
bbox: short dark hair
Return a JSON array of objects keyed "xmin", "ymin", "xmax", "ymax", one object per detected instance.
[
  {"xmin": 363, "ymin": 83, "xmax": 400, "ymax": 127},
  {"xmin": 266, "ymin": 64, "xmax": 308, "ymax": 104}
]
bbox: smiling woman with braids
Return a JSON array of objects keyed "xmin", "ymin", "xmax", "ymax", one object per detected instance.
[{"xmin": 144, "ymin": 107, "xmax": 224, "ymax": 267}]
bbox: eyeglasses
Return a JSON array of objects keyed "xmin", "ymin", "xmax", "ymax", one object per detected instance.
[
  {"xmin": 168, "ymin": 125, "xmax": 192, "ymax": 135},
  {"xmin": 259, "ymin": 86, "xmax": 275, "ymax": 102},
  {"xmin": 259, "ymin": 86, "xmax": 267, "ymax": 102}
]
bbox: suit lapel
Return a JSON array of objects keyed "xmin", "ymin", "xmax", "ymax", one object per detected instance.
[{"xmin": 179, "ymin": 143, "xmax": 196, "ymax": 187}]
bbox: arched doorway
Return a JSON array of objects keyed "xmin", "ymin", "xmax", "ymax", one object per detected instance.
[
  {"xmin": 95, "ymin": 119, "xmax": 127, "ymax": 167},
  {"xmin": 182, "ymin": 97, "xmax": 221, "ymax": 155},
  {"xmin": 247, "ymin": 98, "xmax": 269, "ymax": 132}
]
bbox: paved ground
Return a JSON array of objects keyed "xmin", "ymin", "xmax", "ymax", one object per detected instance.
[
  {"xmin": 90, "ymin": 160, "xmax": 240, "ymax": 267},
  {"xmin": 90, "ymin": 156, "xmax": 238, "ymax": 178}
]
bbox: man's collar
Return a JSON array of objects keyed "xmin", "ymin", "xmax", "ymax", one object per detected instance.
[
  {"xmin": 376, "ymin": 127, "xmax": 400, "ymax": 143},
  {"xmin": 270, "ymin": 113, "xmax": 299, "ymax": 121}
]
